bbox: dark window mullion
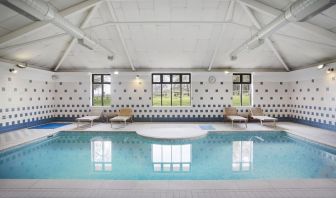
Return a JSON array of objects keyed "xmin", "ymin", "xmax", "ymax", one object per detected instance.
[
  {"xmin": 160, "ymin": 83, "xmax": 163, "ymax": 106},
  {"xmin": 102, "ymin": 83, "xmax": 104, "ymax": 106},
  {"xmin": 240, "ymin": 84, "xmax": 243, "ymax": 106},
  {"xmin": 170, "ymin": 74, "xmax": 172, "ymax": 106},
  {"xmin": 101, "ymin": 75, "xmax": 104, "ymax": 106},
  {"xmin": 180, "ymin": 76, "xmax": 182, "ymax": 106}
]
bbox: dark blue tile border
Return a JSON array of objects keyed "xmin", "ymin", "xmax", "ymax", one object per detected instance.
[
  {"xmin": 1, "ymin": 116, "xmax": 335, "ymax": 133},
  {"xmin": 290, "ymin": 118, "xmax": 336, "ymax": 132},
  {"xmin": 0, "ymin": 118, "xmax": 54, "ymax": 133}
]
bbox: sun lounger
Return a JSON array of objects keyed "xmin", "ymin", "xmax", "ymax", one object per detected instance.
[
  {"xmin": 76, "ymin": 109, "xmax": 102, "ymax": 127},
  {"xmin": 250, "ymin": 107, "xmax": 277, "ymax": 127},
  {"xmin": 224, "ymin": 107, "xmax": 247, "ymax": 128},
  {"xmin": 110, "ymin": 108, "xmax": 133, "ymax": 127}
]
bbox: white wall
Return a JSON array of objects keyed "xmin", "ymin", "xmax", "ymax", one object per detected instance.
[
  {"xmin": 0, "ymin": 62, "xmax": 56, "ymax": 129},
  {"xmin": 0, "ymin": 64, "xmax": 335, "ymax": 131}
]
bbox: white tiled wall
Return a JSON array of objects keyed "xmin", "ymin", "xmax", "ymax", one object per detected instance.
[
  {"xmin": 0, "ymin": 61, "xmax": 335, "ymax": 132},
  {"xmin": 288, "ymin": 69, "xmax": 336, "ymax": 127},
  {"xmin": 0, "ymin": 63, "xmax": 56, "ymax": 130}
]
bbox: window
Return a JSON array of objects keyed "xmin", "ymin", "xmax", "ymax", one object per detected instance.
[
  {"xmin": 92, "ymin": 74, "xmax": 111, "ymax": 106},
  {"xmin": 152, "ymin": 73, "xmax": 191, "ymax": 106},
  {"xmin": 232, "ymin": 73, "xmax": 252, "ymax": 106},
  {"xmin": 152, "ymin": 144, "xmax": 191, "ymax": 172}
]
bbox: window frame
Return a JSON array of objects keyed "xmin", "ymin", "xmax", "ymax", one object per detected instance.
[
  {"xmin": 232, "ymin": 73, "xmax": 252, "ymax": 107},
  {"xmin": 151, "ymin": 73, "xmax": 191, "ymax": 107},
  {"xmin": 91, "ymin": 74, "xmax": 111, "ymax": 107}
]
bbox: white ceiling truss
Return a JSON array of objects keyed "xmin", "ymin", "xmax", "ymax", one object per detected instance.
[
  {"xmin": 0, "ymin": 0, "xmax": 101, "ymax": 47},
  {"xmin": 106, "ymin": 1, "xmax": 136, "ymax": 71},
  {"xmin": 238, "ymin": 0, "xmax": 336, "ymax": 45},
  {"xmin": 239, "ymin": 3, "xmax": 290, "ymax": 71},
  {"xmin": 54, "ymin": 3, "xmax": 101, "ymax": 71},
  {"xmin": 0, "ymin": 0, "xmax": 335, "ymax": 71},
  {"xmin": 207, "ymin": 0, "xmax": 236, "ymax": 71}
]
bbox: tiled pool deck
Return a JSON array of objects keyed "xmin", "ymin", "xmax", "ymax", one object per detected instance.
[{"xmin": 0, "ymin": 121, "xmax": 336, "ymax": 198}]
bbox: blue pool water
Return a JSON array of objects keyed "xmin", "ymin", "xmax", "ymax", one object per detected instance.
[
  {"xmin": 0, "ymin": 131, "xmax": 335, "ymax": 180},
  {"xmin": 199, "ymin": 124, "xmax": 215, "ymax": 130},
  {"xmin": 29, "ymin": 123, "xmax": 71, "ymax": 129}
]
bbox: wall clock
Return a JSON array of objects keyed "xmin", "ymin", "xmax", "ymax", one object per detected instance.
[{"xmin": 208, "ymin": 75, "xmax": 216, "ymax": 84}]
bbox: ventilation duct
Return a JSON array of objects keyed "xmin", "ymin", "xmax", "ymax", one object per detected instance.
[
  {"xmin": 1, "ymin": 0, "xmax": 114, "ymax": 57},
  {"xmin": 230, "ymin": 0, "xmax": 336, "ymax": 60}
]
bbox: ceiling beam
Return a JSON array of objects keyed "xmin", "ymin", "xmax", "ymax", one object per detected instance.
[
  {"xmin": 208, "ymin": 0, "xmax": 236, "ymax": 71},
  {"xmin": 238, "ymin": 0, "xmax": 336, "ymax": 45},
  {"xmin": 0, "ymin": 20, "xmax": 254, "ymax": 52},
  {"xmin": 0, "ymin": 0, "xmax": 101, "ymax": 46},
  {"xmin": 0, "ymin": 33, "xmax": 68, "ymax": 51},
  {"xmin": 53, "ymin": 5, "xmax": 99, "ymax": 71},
  {"xmin": 0, "ymin": 57, "xmax": 51, "ymax": 71},
  {"xmin": 106, "ymin": 1, "xmax": 136, "ymax": 71},
  {"xmin": 293, "ymin": 57, "xmax": 336, "ymax": 70},
  {"xmin": 56, "ymin": 67, "xmax": 287, "ymax": 73},
  {"xmin": 240, "ymin": 3, "xmax": 290, "ymax": 71}
]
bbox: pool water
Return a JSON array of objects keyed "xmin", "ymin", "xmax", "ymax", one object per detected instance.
[
  {"xmin": 0, "ymin": 131, "xmax": 335, "ymax": 180},
  {"xmin": 29, "ymin": 123, "xmax": 71, "ymax": 129}
]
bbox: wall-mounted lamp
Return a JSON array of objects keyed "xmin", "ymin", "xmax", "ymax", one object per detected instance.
[
  {"xmin": 114, "ymin": 71, "xmax": 119, "ymax": 75},
  {"xmin": 9, "ymin": 68, "xmax": 18, "ymax": 74},
  {"xmin": 16, "ymin": 63, "xmax": 27, "ymax": 68},
  {"xmin": 326, "ymin": 67, "xmax": 334, "ymax": 74},
  {"xmin": 317, "ymin": 64, "xmax": 325, "ymax": 69}
]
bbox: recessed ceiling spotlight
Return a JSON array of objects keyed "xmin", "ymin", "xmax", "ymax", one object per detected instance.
[
  {"xmin": 9, "ymin": 68, "xmax": 18, "ymax": 74},
  {"xmin": 16, "ymin": 63, "xmax": 27, "ymax": 68},
  {"xmin": 317, "ymin": 64, "xmax": 325, "ymax": 69},
  {"xmin": 114, "ymin": 71, "xmax": 119, "ymax": 75},
  {"xmin": 136, "ymin": 75, "xmax": 140, "ymax": 79},
  {"xmin": 224, "ymin": 70, "xmax": 230, "ymax": 74}
]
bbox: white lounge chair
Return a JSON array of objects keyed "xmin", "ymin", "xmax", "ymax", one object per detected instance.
[
  {"xmin": 76, "ymin": 109, "xmax": 102, "ymax": 127},
  {"xmin": 110, "ymin": 108, "xmax": 133, "ymax": 128},
  {"xmin": 250, "ymin": 107, "xmax": 277, "ymax": 127},
  {"xmin": 224, "ymin": 107, "xmax": 247, "ymax": 128}
]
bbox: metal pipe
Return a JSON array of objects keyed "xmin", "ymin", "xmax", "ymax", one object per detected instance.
[
  {"xmin": 230, "ymin": 0, "xmax": 336, "ymax": 60},
  {"xmin": 1, "ymin": 0, "xmax": 114, "ymax": 57}
]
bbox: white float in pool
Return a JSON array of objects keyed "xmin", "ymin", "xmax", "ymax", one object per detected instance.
[{"xmin": 136, "ymin": 127, "xmax": 208, "ymax": 140}]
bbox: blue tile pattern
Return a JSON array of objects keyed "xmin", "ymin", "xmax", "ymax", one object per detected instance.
[{"xmin": 0, "ymin": 72, "xmax": 335, "ymax": 132}]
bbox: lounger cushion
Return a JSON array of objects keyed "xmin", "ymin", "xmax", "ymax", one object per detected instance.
[
  {"xmin": 110, "ymin": 116, "xmax": 131, "ymax": 122},
  {"xmin": 252, "ymin": 116, "xmax": 277, "ymax": 121},
  {"xmin": 76, "ymin": 116, "xmax": 100, "ymax": 121},
  {"xmin": 227, "ymin": 116, "xmax": 247, "ymax": 121},
  {"xmin": 224, "ymin": 107, "xmax": 238, "ymax": 116},
  {"xmin": 250, "ymin": 108, "xmax": 264, "ymax": 116}
]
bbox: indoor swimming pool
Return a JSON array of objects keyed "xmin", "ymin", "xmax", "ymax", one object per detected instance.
[{"xmin": 0, "ymin": 131, "xmax": 335, "ymax": 180}]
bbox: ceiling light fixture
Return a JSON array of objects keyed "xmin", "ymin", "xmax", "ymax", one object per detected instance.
[
  {"xmin": 9, "ymin": 68, "xmax": 17, "ymax": 74},
  {"xmin": 107, "ymin": 56, "xmax": 113, "ymax": 61},
  {"xmin": 78, "ymin": 38, "xmax": 93, "ymax": 50},
  {"xmin": 247, "ymin": 38, "xmax": 264, "ymax": 50},
  {"xmin": 224, "ymin": 70, "xmax": 230, "ymax": 74},
  {"xmin": 136, "ymin": 75, "xmax": 140, "ymax": 79},
  {"xmin": 114, "ymin": 71, "xmax": 119, "ymax": 75},
  {"xmin": 230, "ymin": 55, "xmax": 237, "ymax": 61},
  {"xmin": 317, "ymin": 64, "xmax": 325, "ymax": 69},
  {"xmin": 16, "ymin": 63, "xmax": 27, "ymax": 68}
]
